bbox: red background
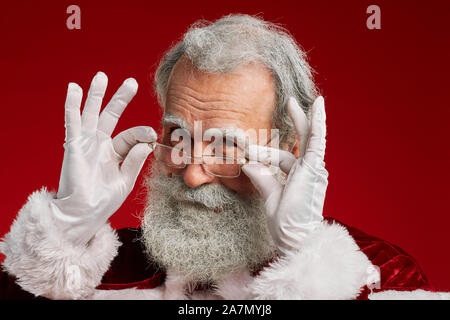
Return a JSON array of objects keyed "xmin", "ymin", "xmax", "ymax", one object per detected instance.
[{"xmin": 1, "ymin": 0, "xmax": 449, "ymax": 291}]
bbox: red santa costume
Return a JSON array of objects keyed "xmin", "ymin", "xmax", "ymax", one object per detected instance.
[{"xmin": 0, "ymin": 187, "xmax": 447, "ymax": 300}]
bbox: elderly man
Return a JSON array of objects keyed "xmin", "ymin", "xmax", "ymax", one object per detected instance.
[{"xmin": 0, "ymin": 14, "xmax": 442, "ymax": 300}]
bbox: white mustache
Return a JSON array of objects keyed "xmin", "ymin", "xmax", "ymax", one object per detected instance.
[{"xmin": 153, "ymin": 174, "xmax": 242, "ymax": 210}]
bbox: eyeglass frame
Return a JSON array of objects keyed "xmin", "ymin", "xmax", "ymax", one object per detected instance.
[
  {"xmin": 149, "ymin": 121, "xmax": 286, "ymax": 178},
  {"xmin": 151, "ymin": 141, "xmax": 247, "ymax": 178}
]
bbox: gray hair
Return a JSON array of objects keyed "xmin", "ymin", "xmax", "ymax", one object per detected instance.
[{"xmin": 153, "ymin": 14, "xmax": 319, "ymax": 144}]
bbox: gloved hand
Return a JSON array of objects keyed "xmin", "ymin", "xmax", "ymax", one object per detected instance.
[
  {"xmin": 50, "ymin": 72, "xmax": 156, "ymax": 247},
  {"xmin": 242, "ymin": 96, "xmax": 328, "ymax": 257}
]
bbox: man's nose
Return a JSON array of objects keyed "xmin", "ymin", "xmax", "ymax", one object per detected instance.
[
  {"xmin": 182, "ymin": 163, "xmax": 216, "ymax": 188},
  {"xmin": 182, "ymin": 140, "xmax": 217, "ymax": 188}
]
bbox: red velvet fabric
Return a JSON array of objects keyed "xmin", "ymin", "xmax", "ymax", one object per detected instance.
[
  {"xmin": 0, "ymin": 218, "xmax": 432, "ymax": 299},
  {"xmin": 342, "ymin": 219, "xmax": 432, "ymax": 299}
]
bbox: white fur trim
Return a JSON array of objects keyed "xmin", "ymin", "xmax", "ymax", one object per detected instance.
[
  {"xmin": 369, "ymin": 289, "xmax": 450, "ymax": 300},
  {"xmin": 163, "ymin": 269, "xmax": 189, "ymax": 300},
  {"xmin": 0, "ymin": 187, "xmax": 121, "ymax": 300},
  {"xmin": 248, "ymin": 221, "xmax": 378, "ymax": 299},
  {"xmin": 91, "ymin": 287, "xmax": 165, "ymax": 300},
  {"xmin": 91, "ymin": 269, "xmax": 254, "ymax": 300},
  {"xmin": 214, "ymin": 268, "xmax": 253, "ymax": 300}
]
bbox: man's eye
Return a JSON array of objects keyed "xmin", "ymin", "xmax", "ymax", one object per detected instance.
[
  {"xmin": 222, "ymin": 143, "xmax": 244, "ymax": 159},
  {"xmin": 165, "ymin": 127, "xmax": 190, "ymax": 143}
]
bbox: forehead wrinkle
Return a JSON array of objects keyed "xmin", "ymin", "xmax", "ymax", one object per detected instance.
[
  {"xmin": 169, "ymin": 94, "xmax": 249, "ymax": 118},
  {"xmin": 167, "ymin": 83, "xmax": 252, "ymax": 115},
  {"xmin": 172, "ymin": 82, "xmax": 244, "ymax": 105}
]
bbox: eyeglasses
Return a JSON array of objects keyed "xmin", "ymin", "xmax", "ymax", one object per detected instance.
[
  {"xmin": 151, "ymin": 142, "xmax": 247, "ymax": 178},
  {"xmin": 150, "ymin": 122, "xmax": 282, "ymax": 178}
]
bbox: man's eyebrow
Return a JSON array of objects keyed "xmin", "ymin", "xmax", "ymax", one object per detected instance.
[
  {"xmin": 162, "ymin": 113, "xmax": 191, "ymax": 131},
  {"xmin": 204, "ymin": 127, "xmax": 249, "ymax": 147},
  {"xmin": 204, "ymin": 127, "xmax": 280, "ymax": 149}
]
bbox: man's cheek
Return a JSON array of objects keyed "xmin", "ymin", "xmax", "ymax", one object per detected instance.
[
  {"xmin": 161, "ymin": 165, "xmax": 177, "ymax": 177},
  {"xmin": 219, "ymin": 175, "xmax": 256, "ymax": 195}
]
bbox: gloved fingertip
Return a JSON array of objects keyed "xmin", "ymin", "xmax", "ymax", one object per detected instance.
[
  {"xmin": 124, "ymin": 78, "xmax": 138, "ymax": 92},
  {"xmin": 315, "ymin": 95, "xmax": 325, "ymax": 106},
  {"xmin": 93, "ymin": 71, "xmax": 108, "ymax": 86},
  {"xmin": 96, "ymin": 71, "xmax": 107, "ymax": 78},
  {"xmin": 145, "ymin": 126, "xmax": 157, "ymax": 139},
  {"xmin": 131, "ymin": 126, "xmax": 157, "ymax": 143},
  {"xmin": 123, "ymin": 143, "xmax": 152, "ymax": 172},
  {"xmin": 241, "ymin": 164, "xmax": 256, "ymax": 177},
  {"xmin": 141, "ymin": 142, "xmax": 153, "ymax": 155},
  {"xmin": 287, "ymin": 96, "xmax": 306, "ymax": 122},
  {"xmin": 245, "ymin": 144, "xmax": 259, "ymax": 161},
  {"xmin": 241, "ymin": 163, "xmax": 252, "ymax": 174},
  {"xmin": 68, "ymin": 82, "xmax": 82, "ymax": 92},
  {"xmin": 313, "ymin": 96, "xmax": 325, "ymax": 113},
  {"xmin": 242, "ymin": 162, "xmax": 263, "ymax": 171},
  {"xmin": 288, "ymin": 96, "xmax": 300, "ymax": 109},
  {"xmin": 242, "ymin": 162, "xmax": 271, "ymax": 177}
]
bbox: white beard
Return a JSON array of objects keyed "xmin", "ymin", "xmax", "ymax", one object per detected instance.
[{"xmin": 140, "ymin": 163, "xmax": 276, "ymax": 284}]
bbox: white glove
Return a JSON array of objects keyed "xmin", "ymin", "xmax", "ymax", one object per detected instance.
[
  {"xmin": 242, "ymin": 96, "xmax": 328, "ymax": 257},
  {"xmin": 50, "ymin": 72, "xmax": 157, "ymax": 247}
]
